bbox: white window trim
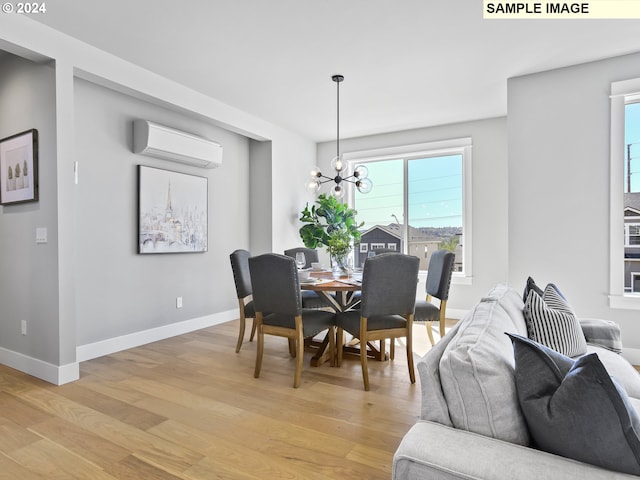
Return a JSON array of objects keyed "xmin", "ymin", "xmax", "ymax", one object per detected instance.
[
  {"xmin": 360, "ymin": 243, "xmax": 368, "ymax": 253},
  {"xmin": 343, "ymin": 138, "xmax": 473, "ymax": 284},
  {"xmin": 610, "ymin": 77, "xmax": 640, "ymax": 309}
]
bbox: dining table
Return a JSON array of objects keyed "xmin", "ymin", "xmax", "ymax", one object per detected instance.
[{"xmin": 300, "ymin": 269, "xmax": 388, "ymax": 367}]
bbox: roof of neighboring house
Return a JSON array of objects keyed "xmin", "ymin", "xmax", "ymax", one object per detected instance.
[
  {"xmin": 625, "ymin": 193, "xmax": 640, "ymax": 215},
  {"xmin": 360, "ymin": 223, "xmax": 436, "ymax": 241}
]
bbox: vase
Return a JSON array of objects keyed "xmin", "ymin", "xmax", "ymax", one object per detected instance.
[{"xmin": 330, "ymin": 252, "xmax": 348, "ymax": 278}]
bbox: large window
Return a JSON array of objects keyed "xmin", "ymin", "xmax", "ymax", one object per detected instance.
[
  {"xmin": 609, "ymin": 78, "xmax": 640, "ymax": 305},
  {"xmin": 344, "ymin": 138, "xmax": 471, "ymax": 277}
]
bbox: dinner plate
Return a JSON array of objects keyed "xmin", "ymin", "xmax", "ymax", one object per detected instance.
[{"xmin": 299, "ymin": 278, "xmax": 318, "ymax": 284}]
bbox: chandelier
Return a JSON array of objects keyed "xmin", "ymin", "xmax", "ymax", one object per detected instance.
[{"xmin": 306, "ymin": 74, "xmax": 373, "ymax": 199}]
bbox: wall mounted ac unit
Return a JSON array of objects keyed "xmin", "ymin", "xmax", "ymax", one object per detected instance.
[{"xmin": 133, "ymin": 120, "xmax": 222, "ymax": 169}]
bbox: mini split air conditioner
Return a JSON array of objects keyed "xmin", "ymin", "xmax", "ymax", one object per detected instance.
[{"xmin": 133, "ymin": 120, "xmax": 222, "ymax": 168}]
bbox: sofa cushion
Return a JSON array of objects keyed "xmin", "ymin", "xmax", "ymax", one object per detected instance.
[
  {"xmin": 439, "ymin": 297, "xmax": 529, "ymax": 446},
  {"xmin": 508, "ymin": 333, "xmax": 640, "ymax": 476},
  {"xmin": 485, "ymin": 283, "xmax": 528, "ymax": 336},
  {"xmin": 587, "ymin": 344, "xmax": 640, "ymax": 399},
  {"xmin": 524, "ymin": 285, "xmax": 587, "ymax": 357}
]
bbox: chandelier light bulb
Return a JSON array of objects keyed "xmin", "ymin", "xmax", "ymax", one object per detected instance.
[
  {"xmin": 310, "ymin": 165, "xmax": 322, "ymax": 177},
  {"xmin": 331, "ymin": 155, "xmax": 344, "ymax": 173},
  {"xmin": 356, "ymin": 177, "xmax": 373, "ymax": 194},
  {"xmin": 331, "ymin": 184, "xmax": 344, "ymax": 199},
  {"xmin": 305, "ymin": 179, "xmax": 320, "ymax": 194},
  {"xmin": 354, "ymin": 164, "xmax": 369, "ymax": 179}
]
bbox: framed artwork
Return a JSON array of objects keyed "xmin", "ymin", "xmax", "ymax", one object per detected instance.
[
  {"xmin": 138, "ymin": 165, "xmax": 208, "ymax": 254},
  {"xmin": 0, "ymin": 129, "xmax": 38, "ymax": 205}
]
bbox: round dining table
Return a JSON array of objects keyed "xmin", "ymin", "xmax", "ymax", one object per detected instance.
[{"xmin": 300, "ymin": 270, "xmax": 387, "ymax": 366}]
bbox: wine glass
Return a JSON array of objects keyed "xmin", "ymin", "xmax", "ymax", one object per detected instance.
[{"xmin": 295, "ymin": 252, "xmax": 306, "ymax": 270}]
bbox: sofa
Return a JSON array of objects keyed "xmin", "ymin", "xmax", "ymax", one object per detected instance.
[{"xmin": 393, "ymin": 283, "xmax": 640, "ymax": 479}]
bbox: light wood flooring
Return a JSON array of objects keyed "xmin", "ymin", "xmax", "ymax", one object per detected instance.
[{"xmin": 0, "ymin": 320, "xmax": 448, "ymax": 479}]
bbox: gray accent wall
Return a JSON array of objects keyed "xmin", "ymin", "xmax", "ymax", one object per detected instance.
[
  {"xmin": 73, "ymin": 78, "xmax": 250, "ymax": 345},
  {"xmin": 0, "ymin": 53, "xmax": 60, "ymax": 365}
]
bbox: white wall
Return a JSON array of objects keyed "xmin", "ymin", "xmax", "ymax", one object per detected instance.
[
  {"xmin": 508, "ymin": 52, "xmax": 640, "ymax": 352},
  {"xmin": 317, "ymin": 117, "xmax": 509, "ymax": 313}
]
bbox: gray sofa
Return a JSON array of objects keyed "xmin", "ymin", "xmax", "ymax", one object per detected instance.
[{"xmin": 393, "ymin": 284, "xmax": 640, "ymax": 479}]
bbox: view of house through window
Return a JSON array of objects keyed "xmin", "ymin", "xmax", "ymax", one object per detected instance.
[
  {"xmin": 352, "ymin": 153, "xmax": 464, "ymax": 272},
  {"xmin": 624, "ymin": 102, "xmax": 640, "ymax": 292}
]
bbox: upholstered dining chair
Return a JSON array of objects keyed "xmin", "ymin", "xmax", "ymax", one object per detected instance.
[
  {"xmin": 284, "ymin": 247, "xmax": 318, "ymax": 269},
  {"xmin": 414, "ymin": 249, "xmax": 455, "ymax": 346},
  {"xmin": 336, "ymin": 253, "xmax": 420, "ymax": 391},
  {"xmin": 249, "ymin": 253, "xmax": 336, "ymax": 388},
  {"xmin": 229, "ymin": 249, "xmax": 257, "ymax": 353},
  {"xmin": 284, "ymin": 247, "xmax": 330, "ymax": 309}
]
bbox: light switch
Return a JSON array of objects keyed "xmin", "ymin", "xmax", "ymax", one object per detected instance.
[{"xmin": 35, "ymin": 227, "xmax": 48, "ymax": 244}]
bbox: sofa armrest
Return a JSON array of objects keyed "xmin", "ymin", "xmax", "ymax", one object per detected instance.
[
  {"xmin": 392, "ymin": 421, "xmax": 636, "ymax": 480},
  {"xmin": 579, "ymin": 317, "xmax": 622, "ymax": 353}
]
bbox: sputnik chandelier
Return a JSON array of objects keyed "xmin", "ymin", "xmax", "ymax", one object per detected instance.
[{"xmin": 306, "ymin": 74, "xmax": 373, "ymax": 199}]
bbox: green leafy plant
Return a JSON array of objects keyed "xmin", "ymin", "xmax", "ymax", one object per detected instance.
[{"xmin": 299, "ymin": 194, "xmax": 363, "ymax": 260}]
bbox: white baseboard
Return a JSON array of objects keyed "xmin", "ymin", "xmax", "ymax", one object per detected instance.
[
  {"xmin": 0, "ymin": 346, "xmax": 79, "ymax": 385},
  {"xmin": 76, "ymin": 309, "xmax": 237, "ymax": 363}
]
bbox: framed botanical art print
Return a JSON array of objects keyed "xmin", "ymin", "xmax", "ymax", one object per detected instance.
[
  {"xmin": 0, "ymin": 129, "xmax": 38, "ymax": 205},
  {"xmin": 138, "ymin": 165, "xmax": 208, "ymax": 254}
]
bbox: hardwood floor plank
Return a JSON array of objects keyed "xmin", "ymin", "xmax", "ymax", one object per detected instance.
[{"xmin": 0, "ymin": 318, "xmax": 436, "ymax": 479}]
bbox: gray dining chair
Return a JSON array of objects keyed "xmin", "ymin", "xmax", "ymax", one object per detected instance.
[
  {"xmin": 229, "ymin": 249, "xmax": 257, "ymax": 353},
  {"xmin": 249, "ymin": 253, "xmax": 336, "ymax": 388},
  {"xmin": 284, "ymin": 247, "xmax": 318, "ymax": 269},
  {"xmin": 336, "ymin": 253, "xmax": 420, "ymax": 391},
  {"xmin": 414, "ymin": 250, "xmax": 455, "ymax": 345},
  {"xmin": 284, "ymin": 247, "xmax": 331, "ymax": 309}
]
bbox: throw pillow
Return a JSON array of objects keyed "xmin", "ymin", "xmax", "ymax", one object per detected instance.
[
  {"xmin": 522, "ymin": 276, "xmax": 543, "ymax": 302},
  {"xmin": 507, "ymin": 333, "xmax": 640, "ymax": 475},
  {"xmin": 524, "ymin": 285, "xmax": 587, "ymax": 357}
]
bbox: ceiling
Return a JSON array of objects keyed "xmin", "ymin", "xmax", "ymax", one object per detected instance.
[{"xmin": 30, "ymin": 0, "xmax": 640, "ymax": 142}]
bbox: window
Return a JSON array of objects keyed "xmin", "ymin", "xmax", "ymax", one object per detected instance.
[
  {"xmin": 371, "ymin": 243, "xmax": 386, "ymax": 250},
  {"xmin": 344, "ymin": 138, "xmax": 472, "ymax": 278},
  {"xmin": 359, "ymin": 243, "xmax": 368, "ymax": 253},
  {"xmin": 387, "ymin": 243, "xmax": 397, "ymax": 250},
  {"xmin": 626, "ymin": 223, "xmax": 640, "ymax": 247},
  {"xmin": 609, "ymin": 77, "xmax": 640, "ymax": 307}
]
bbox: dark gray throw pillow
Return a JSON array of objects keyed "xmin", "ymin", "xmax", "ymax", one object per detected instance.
[
  {"xmin": 507, "ymin": 333, "xmax": 640, "ymax": 475},
  {"xmin": 523, "ymin": 276, "xmax": 543, "ymax": 302}
]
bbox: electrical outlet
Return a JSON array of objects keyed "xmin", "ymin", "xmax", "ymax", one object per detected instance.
[
  {"xmin": 176, "ymin": 297, "xmax": 183, "ymax": 309},
  {"xmin": 21, "ymin": 320, "xmax": 27, "ymax": 335}
]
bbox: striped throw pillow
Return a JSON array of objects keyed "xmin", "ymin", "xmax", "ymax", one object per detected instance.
[{"xmin": 524, "ymin": 286, "xmax": 587, "ymax": 357}]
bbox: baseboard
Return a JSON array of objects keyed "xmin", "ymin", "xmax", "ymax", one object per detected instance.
[
  {"xmin": 0, "ymin": 346, "xmax": 79, "ymax": 385},
  {"xmin": 76, "ymin": 309, "xmax": 237, "ymax": 363},
  {"xmin": 622, "ymin": 347, "xmax": 640, "ymax": 367}
]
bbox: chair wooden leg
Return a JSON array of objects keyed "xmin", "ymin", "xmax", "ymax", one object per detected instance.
[
  {"xmin": 380, "ymin": 338, "xmax": 386, "ymax": 360},
  {"xmin": 439, "ymin": 301, "xmax": 447, "ymax": 339},
  {"xmin": 288, "ymin": 338, "xmax": 296, "ymax": 358},
  {"xmin": 360, "ymin": 317, "xmax": 370, "ymax": 391},
  {"xmin": 426, "ymin": 322, "xmax": 436, "ymax": 346},
  {"xmin": 390, "ymin": 338, "xmax": 395, "ymax": 360},
  {"xmin": 249, "ymin": 318, "xmax": 257, "ymax": 342},
  {"xmin": 406, "ymin": 316, "xmax": 416, "ymax": 384},
  {"xmin": 236, "ymin": 315, "xmax": 246, "ymax": 353},
  {"xmin": 293, "ymin": 316, "xmax": 304, "ymax": 388},
  {"xmin": 337, "ymin": 328, "xmax": 344, "ymax": 367},
  {"xmin": 254, "ymin": 317, "xmax": 264, "ymax": 378}
]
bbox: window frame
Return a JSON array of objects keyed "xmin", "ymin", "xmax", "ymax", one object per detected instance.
[
  {"xmin": 609, "ymin": 77, "xmax": 640, "ymax": 308},
  {"xmin": 342, "ymin": 137, "xmax": 472, "ymax": 283}
]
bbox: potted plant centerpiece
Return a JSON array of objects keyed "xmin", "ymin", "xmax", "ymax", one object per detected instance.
[{"xmin": 299, "ymin": 194, "xmax": 363, "ymax": 276}]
